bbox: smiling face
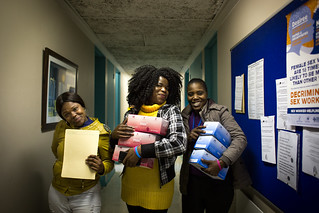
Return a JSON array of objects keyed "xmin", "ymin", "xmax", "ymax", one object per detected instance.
[
  {"xmin": 61, "ymin": 102, "xmax": 88, "ymax": 127},
  {"xmin": 148, "ymin": 76, "xmax": 169, "ymax": 105},
  {"xmin": 187, "ymin": 81, "xmax": 208, "ymax": 112}
]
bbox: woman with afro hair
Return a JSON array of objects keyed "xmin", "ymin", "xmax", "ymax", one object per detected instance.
[{"xmin": 111, "ymin": 65, "xmax": 187, "ymax": 212}]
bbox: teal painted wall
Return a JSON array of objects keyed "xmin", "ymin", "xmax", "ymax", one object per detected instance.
[
  {"xmin": 185, "ymin": 33, "xmax": 218, "ymax": 105},
  {"xmin": 189, "ymin": 52, "xmax": 202, "ymax": 79},
  {"xmin": 94, "ymin": 47, "xmax": 106, "ymax": 123},
  {"xmin": 204, "ymin": 34, "xmax": 218, "ymax": 101},
  {"xmin": 184, "ymin": 69, "xmax": 189, "ymax": 106},
  {"xmin": 94, "ymin": 48, "xmax": 116, "ymax": 187},
  {"xmin": 106, "ymin": 59, "xmax": 115, "ymax": 130},
  {"xmin": 115, "ymin": 69, "xmax": 121, "ymax": 126}
]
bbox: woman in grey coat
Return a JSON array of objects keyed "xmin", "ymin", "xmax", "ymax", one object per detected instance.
[{"xmin": 180, "ymin": 78, "xmax": 251, "ymax": 213}]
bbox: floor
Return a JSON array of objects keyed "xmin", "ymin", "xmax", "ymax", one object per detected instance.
[{"xmin": 100, "ymin": 156, "xmax": 183, "ymax": 213}]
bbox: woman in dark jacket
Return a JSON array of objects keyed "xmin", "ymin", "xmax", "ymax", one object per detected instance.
[{"xmin": 180, "ymin": 78, "xmax": 251, "ymax": 213}]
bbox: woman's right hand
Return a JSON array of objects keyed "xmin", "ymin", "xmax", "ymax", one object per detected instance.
[
  {"xmin": 123, "ymin": 147, "xmax": 140, "ymax": 167},
  {"xmin": 188, "ymin": 125, "xmax": 206, "ymax": 141},
  {"xmin": 111, "ymin": 118, "xmax": 135, "ymax": 139}
]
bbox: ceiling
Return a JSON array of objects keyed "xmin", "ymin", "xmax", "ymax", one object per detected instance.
[{"xmin": 64, "ymin": 0, "xmax": 234, "ymax": 74}]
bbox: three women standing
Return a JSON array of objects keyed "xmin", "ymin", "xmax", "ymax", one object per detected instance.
[{"xmin": 48, "ymin": 70, "xmax": 249, "ymax": 213}]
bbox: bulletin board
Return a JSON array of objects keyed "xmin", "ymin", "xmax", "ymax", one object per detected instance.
[{"xmin": 231, "ymin": 0, "xmax": 319, "ymax": 212}]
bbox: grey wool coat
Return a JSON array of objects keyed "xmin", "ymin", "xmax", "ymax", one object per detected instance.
[{"xmin": 179, "ymin": 99, "xmax": 252, "ymax": 195}]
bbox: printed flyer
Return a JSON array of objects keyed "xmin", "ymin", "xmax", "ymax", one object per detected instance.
[{"xmin": 286, "ymin": 0, "xmax": 319, "ymax": 128}]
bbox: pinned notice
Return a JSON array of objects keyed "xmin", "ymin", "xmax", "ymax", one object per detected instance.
[{"xmin": 277, "ymin": 130, "xmax": 300, "ymax": 191}]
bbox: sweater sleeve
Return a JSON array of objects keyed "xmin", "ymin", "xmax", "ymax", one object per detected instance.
[
  {"xmin": 98, "ymin": 132, "xmax": 114, "ymax": 176},
  {"xmin": 51, "ymin": 121, "xmax": 66, "ymax": 159},
  {"xmin": 219, "ymin": 107, "xmax": 247, "ymax": 166}
]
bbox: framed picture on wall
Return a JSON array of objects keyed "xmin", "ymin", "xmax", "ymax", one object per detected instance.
[{"xmin": 41, "ymin": 47, "xmax": 78, "ymax": 132}]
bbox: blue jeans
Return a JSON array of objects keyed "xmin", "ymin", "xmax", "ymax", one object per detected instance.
[{"xmin": 48, "ymin": 184, "xmax": 101, "ymax": 213}]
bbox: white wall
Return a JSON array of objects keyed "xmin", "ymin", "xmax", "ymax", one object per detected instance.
[
  {"xmin": 120, "ymin": 72, "xmax": 131, "ymax": 121},
  {"xmin": 217, "ymin": 0, "xmax": 292, "ymax": 108},
  {"xmin": 0, "ymin": 0, "xmax": 95, "ymax": 212}
]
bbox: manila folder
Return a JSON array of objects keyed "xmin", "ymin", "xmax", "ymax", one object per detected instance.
[{"xmin": 61, "ymin": 129, "xmax": 99, "ymax": 180}]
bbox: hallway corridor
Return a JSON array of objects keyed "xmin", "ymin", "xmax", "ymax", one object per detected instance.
[{"xmin": 100, "ymin": 157, "xmax": 183, "ymax": 213}]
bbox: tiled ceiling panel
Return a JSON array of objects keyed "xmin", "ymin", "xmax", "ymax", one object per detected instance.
[{"xmin": 65, "ymin": 0, "xmax": 226, "ymax": 73}]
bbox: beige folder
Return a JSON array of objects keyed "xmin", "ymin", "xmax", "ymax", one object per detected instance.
[{"xmin": 61, "ymin": 129, "xmax": 99, "ymax": 180}]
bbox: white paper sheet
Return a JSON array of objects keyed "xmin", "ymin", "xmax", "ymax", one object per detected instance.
[
  {"xmin": 248, "ymin": 58, "xmax": 264, "ymax": 119},
  {"xmin": 61, "ymin": 129, "xmax": 99, "ymax": 180},
  {"xmin": 302, "ymin": 128, "xmax": 319, "ymax": 179},
  {"xmin": 260, "ymin": 116, "xmax": 276, "ymax": 164},
  {"xmin": 275, "ymin": 78, "xmax": 296, "ymax": 131},
  {"xmin": 277, "ymin": 130, "xmax": 300, "ymax": 191},
  {"xmin": 235, "ymin": 74, "xmax": 244, "ymax": 111}
]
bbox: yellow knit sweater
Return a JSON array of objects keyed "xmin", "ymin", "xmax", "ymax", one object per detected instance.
[{"xmin": 121, "ymin": 102, "xmax": 174, "ymax": 210}]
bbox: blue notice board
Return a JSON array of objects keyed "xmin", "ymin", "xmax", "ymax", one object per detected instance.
[{"xmin": 231, "ymin": 0, "xmax": 319, "ymax": 212}]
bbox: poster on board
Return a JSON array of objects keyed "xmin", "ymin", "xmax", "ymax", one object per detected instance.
[
  {"xmin": 248, "ymin": 58, "xmax": 264, "ymax": 120},
  {"xmin": 286, "ymin": 0, "xmax": 319, "ymax": 128}
]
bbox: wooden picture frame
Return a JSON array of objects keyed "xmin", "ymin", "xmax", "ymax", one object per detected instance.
[{"xmin": 41, "ymin": 48, "xmax": 78, "ymax": 132}]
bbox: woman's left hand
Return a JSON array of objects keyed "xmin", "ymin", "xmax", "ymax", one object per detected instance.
[
  {"xmin": 86, "ymin": 155, "xmax": 104, "ymax": 175},
  {"xmin": 123, "ymin": 148, "xmax": 140, "ymax": 167},
  {"xmin": 201, "ymin": 159, "xmax": 222, "ymax": 176}
]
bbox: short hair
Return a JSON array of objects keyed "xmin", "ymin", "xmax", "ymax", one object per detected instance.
[
  {"xmin": 55, "ymin": 92, "xmax": 85, "ymax": 120},
  {"xmin": 187, "ymin": 78, "xmax": 208, "ymax": 92},
  {"xmin": 127, "ymin": 65, "xmax": 183, "ymax": 110}
]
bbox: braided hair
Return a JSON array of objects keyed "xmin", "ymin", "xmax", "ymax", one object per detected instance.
[{"xmin": 127, "ymin": 65, "xmax": 182, "ymax": 110}]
